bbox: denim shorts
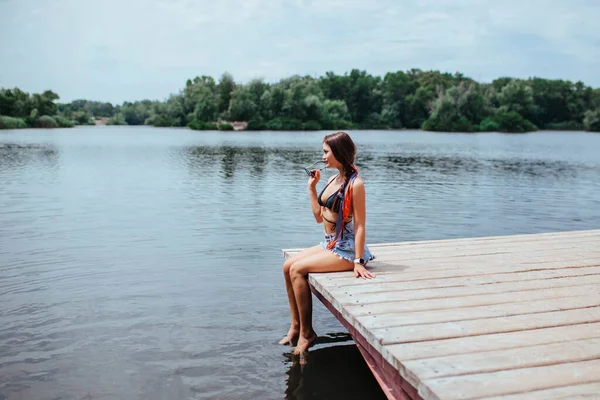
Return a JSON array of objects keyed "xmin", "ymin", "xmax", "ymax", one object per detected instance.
[{"xmin": 320, "ymin": 221, "xmax": 375, "ymax": 264}]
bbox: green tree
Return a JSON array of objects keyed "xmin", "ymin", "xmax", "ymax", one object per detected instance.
[
  {"xmin": 228, "ymin": 87, "xmax": 258, "ymax": 121},
  {"xmin": 496, "ymin": 79, "xmax": 537, "ymax": 121},
  {"xmin": 380, "ymin": 71, "xmax": 417, "ymax": 128},
  {"xmin": 183, "ymin": 76, "xmax": 217, "ymax": 120},
  {"xmin": 217, "ymin": 72, "xmax": 235, "ymax": 114},
  {"xmin": 422, "ymin": 82, "xmax": 488, "ymax": 132}
]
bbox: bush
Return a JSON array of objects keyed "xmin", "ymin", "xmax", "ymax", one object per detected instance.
[
  {"xmin": 72, "ymin": 111, "xmax": 94, "ymax": 125},
  {"xmin": 188, "ymin": 120, "xmax": 218, "ymax": 130},
  {"xmin": 477, "ymin": 117, "xmax": 500, "ymax": 132},
  {"xmin": 361, "ymin": 112, "xmax": 387, "ymax": 129},
  {"xmin": 583, "ymin": 109, "xmax": 600, "ymax": 132},
  {"xmin": 188, "ymin": 120, "xmax": 201, "ymax": 130},
  {"xmin": 544, "ymin": 121, "xmax": 583, "ymax": 131},
  {"xmin": 493, "ymin": 109, "xmax": 537, "ymax": 133},
  {"xmin": 37, "ymin": 115, "xmax": 58, "ymax": 128},
  {"xmin": 266, "ymin": 118, "xmax": 283, "ymax": 130},
  {"xmin": 0, "ymin": 116, "xmax": 28, "ymax": 129},
  {"xmin": 246, "ymin": 118, "xmax": 266, "ymax": 130},
  {"xmin": 280, "ymin": 118, "xmax": 302, "ymax": 130},
  {"xmin": 55, "ymin": 116, "xmax": 75, "ymax": 128},
  {"xmin": 218, "ymin": 123, "xmax": 234, "ymax": 131},
  {"xmin": 146, "ymin": 115, "xmax": 179, "ymax": 127},
  {"xmin": 107, "ymin": 113, "xmax": 128, "ymax": 125},
  {"xmin": 303, "ymin": 120, "xmax": 322, "ymax": 131},
  {"xmin": 321, "ymin": 118, "xmax": 351, "ymax": 130},
  {"xmin": 329, "ymin": 119, "xmax": 354, "ymax": 130},
  {"xmin": 422, "ymin": 115, "xmax": 474, "ymax": 132}
]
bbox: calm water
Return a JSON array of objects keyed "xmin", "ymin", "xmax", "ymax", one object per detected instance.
[{"xmin": 1, "ymin": 126, "xmax": 600, "ymax": 400}]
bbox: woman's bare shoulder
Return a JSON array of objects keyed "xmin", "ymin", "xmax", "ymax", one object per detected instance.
[{"xmin": 353, "ymin": 176, "xmax": 365, "ymax": 188}]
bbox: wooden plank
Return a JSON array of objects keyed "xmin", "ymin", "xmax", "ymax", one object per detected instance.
[
  {"xmin": 356, "ymin": 295, "xmax": 600, "ymax": 330},
  {"xmin": 314, "ymin": 252, "xmax": 600, "ymax": 279},
  {"xmin": 376, "ymin": 239, "xmax": 600, "ymax": 258},
  {"xmin": 386, "ymin": 322, "xmax": 600, "ymax": 361},
  {"xmin": 369, "ymin": 239, "xmax": 592, "ymax": 254},
  {"xmin": 367, "ymin": 256, "xmax": 600, "ymax": 273},
  {"xmin": 363, "ymin": 229, "xmax": 600, "ymax": 249},
  {"xmin": 322, "ymin": 258, "xmax": 600, "ymax": 283},
  {"xmin": 368, "ymin": 240, "xmax": 597, "ymax": 259},
  {"xmin": 281, "ymin": 229, "xmax": 600, "ymax": 256},
  {"xmin": 418, "ymin": 359, "xmax": 600, "ymax": 400},
  {"xmin": 287, "ymin": 243, "xmax": 600, "ymax": 266},
  {"xmin": 372, "ymin": 307, "xmax": 600, "ymax": 345},
  {"xmin": 481, "ymin": 382, "xmax": 600, "ymax": 400},
  {"xmin": 289, "ymin": 254, "xmax": 600, "ymax": 280},
  {"xmin": 322, "ymin": 266, "xmax": 600, "ymax": 296},
  {"xmin": 346, "ymin": 285, "xmax": 599, "ymax": 316},
  {"xmin": 322, "ymin": 274, "xmax": 600, "ymax": 304},
  {"xmin": 402, "ymin": 337, "xmax": 600, "ymax": 388},
  {"xmin": 368, "ymin": 249, "xmax": 600, "ymax": 267}
]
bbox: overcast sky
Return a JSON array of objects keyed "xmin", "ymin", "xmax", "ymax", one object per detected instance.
[{"xmin": 1, "ymin": 0, "xmax": 599, "ymax": 104}]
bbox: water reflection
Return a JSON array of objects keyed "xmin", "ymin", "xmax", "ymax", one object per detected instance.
[
  {"xmin": 376, "ymin": 154, "xmax": 594, "ymax": 181},
  {"xmin": 0, "ymin": 143, "xmax": 59, "ymax": 173},
  {"xmin": 284, "ymin": 342, "xmax": 385, "ymax": 400},
  {"xmin": 221, "ymin": 146, "xmax": 239, "ymax": 179},
  {"xmin": 181, "ymin": 144, "xmax": 594, "ymax": 183},
  {"xmin": 382, "ymin": 155, "xmax": 480, "ymax": 175},
  {"xmin": 182, "ymin": 145, "xmax": 321, "ymax": 181},
  {"xmin": 183, "ymin": 145, "xmax": 271, "ymax": 179},
  {"xmin": 488, "ymin": 158, "xmax": 582, "ymax": 179},
  {"xmin": 248, "ymin": 147, "xmax": 268, "ymax": 177}
]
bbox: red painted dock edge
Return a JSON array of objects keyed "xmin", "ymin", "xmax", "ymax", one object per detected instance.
[{"xmin": 310, "ymin": 283, "xmax": 422, "ymax": 400}]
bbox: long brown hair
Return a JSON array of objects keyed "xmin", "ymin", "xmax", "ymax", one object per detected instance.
[
  {"xmin": 323, "ymin": 131, "xmax": 357, "ymax": 182},
  {"xmin": 323, "ymin": 132, "xmax": 359, "ymax": 249}
]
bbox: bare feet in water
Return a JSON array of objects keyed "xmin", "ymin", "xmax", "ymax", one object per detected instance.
[
  {"xmin": 293, "ymin": 331, "xmax": 317, "ymax": 355},
  {"xmin": 279, "ymin": 327, "xmax": 299, "ymax": 345}
]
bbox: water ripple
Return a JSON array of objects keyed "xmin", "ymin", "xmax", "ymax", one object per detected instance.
[{"xmin": 1, "ymin": 128, "xmax": 599, "ymax": 399}]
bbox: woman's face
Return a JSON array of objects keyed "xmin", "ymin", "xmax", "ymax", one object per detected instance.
[{"xmin": 322, "ymin": 143, "xmax": 339, "ymax": 169}]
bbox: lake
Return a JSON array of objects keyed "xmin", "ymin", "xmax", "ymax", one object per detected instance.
[{"xmin": 1, "ymin": 126, "xmax": 599, "ymax": 399}]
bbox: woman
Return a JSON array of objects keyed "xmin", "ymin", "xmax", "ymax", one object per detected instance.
[{"xmin": 281, "ymin": 131, "xmax": 375, "ymax": 355}]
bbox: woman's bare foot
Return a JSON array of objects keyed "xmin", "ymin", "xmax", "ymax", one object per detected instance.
[
  {"xmin": 279, "ymin": 327, "xmax": 300, "ymax": 345},
  {"xmin": 293, "ymin": 331, "xmax": 317, "ymax": 355}
]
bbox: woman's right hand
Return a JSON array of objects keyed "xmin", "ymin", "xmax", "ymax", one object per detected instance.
[{"xmin": 308, "ymin": 170, "xmax": 321, "ymax": 188}]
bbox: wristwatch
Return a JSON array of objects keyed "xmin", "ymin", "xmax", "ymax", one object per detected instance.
[{"xmin": 353, "ymin": 258, "xmax": 366, "ymax": 266}]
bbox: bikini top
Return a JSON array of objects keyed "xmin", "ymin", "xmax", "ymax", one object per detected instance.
[{"xmin": 318, "ymin": 176, "xmax": 344, "ymax": 213}]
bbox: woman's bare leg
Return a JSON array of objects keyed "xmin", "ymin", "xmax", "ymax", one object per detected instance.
[
  {"xmin": 289, "ymin": 251, "xmax": 354, "ymax": 354},
  {"xmin": 280, "ymin": 244, "xmax": 324, "ymax": 345}
]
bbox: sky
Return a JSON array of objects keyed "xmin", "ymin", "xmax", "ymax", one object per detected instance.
[{"xmin": 1, "ymin": 0, "xmax": 599, "ymax": 104}]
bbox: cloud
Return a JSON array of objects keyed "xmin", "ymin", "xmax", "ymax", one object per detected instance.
[{"xmin": 1, "ymin": 0, "xmax": 598, "ymax": 103}]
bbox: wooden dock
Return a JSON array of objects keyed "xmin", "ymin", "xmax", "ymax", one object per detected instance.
[{"xmin": 282, "ymin": 229, "xmax": 600, "ymax": 400}]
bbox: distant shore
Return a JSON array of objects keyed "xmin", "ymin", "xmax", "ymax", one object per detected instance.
[{"xmin": 3, "ymin": 69, "xmax": 600, "ymax": 133}]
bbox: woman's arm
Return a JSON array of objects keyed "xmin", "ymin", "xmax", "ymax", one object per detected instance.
[
  {"xmin": 308, "ymin": 170, "xmax": 323, "ymax": 223},
  {"xmin": 352, "ymin": 178, "xmax": 375, "ymax": 279}
]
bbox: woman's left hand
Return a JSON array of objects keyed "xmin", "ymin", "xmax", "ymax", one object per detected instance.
[{"xmin": 354, "ymin": 264, "xmax": 375, "ymax": 279}]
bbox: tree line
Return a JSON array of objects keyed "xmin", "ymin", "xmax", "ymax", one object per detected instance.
[{"xmin": 2, "ymin": 69, "xmax": 599, "ymax": 132}]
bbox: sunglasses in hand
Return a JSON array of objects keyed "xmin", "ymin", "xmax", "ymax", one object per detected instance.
[{"xmin": 303, "ymin": 160, "xmax": 326, "ymax": 177}]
